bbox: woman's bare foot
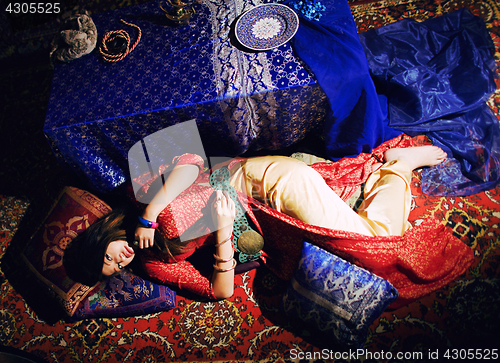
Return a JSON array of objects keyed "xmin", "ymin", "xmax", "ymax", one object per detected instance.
[{"xmin": 384, "ymin": 146, "xmax": 447, "ymax": 171}]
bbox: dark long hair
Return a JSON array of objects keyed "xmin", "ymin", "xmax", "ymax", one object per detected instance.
[
  {"xmin": 63, "ymin": 208, "xmax": 188, "ymax": 285},
  {"xmin": 63, "ymin": 209, "xmax": 135, "ymax": 286}
]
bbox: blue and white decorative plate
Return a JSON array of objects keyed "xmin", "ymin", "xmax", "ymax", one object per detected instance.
[{"xmin": 235, "ymin": 4, "xmax": 299, "ymax": 51}]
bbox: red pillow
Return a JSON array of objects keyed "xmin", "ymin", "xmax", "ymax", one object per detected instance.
[{"xmin": 21, "ymin": 187, "xmax": 111, "ymax": 316}]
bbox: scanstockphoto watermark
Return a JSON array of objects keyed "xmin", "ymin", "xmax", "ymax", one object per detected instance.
[
  {"xmin": 289, "ymin": 349, "xmax": 424, "ymax": 361},
  {"xmin": 289, "ymin": 348, "xmax": 499, "ymax": 361}
]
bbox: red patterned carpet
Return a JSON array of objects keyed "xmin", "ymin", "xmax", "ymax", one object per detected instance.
[{"xmin": 1, "ymin": 0, "xmax": 500, "ymax": 362}]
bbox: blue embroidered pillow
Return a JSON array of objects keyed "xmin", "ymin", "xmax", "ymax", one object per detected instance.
[
  {"xmin": 73, "ymin": 269, "xmax": 176, "ymax": 320},
  {"xmin": 281, "ymin": 242, "xmax": 398, "ymax": 348}
]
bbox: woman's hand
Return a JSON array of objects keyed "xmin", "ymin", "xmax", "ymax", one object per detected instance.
[
  {"xmin": 212, "ymin": 190, "xmax": 236, "ymax": 235},
  {"xmin": 134, "ymin": 225, "xmax": 155, "ymax": 249}
]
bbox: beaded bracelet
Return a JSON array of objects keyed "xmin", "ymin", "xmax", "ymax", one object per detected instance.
[
  {"xmin": 138, "ymin": 216, "xmax": 159, "ymax": 229},
  {"xmin": 213, "ymin": 258, "xmax": 237, "ymax": 272},
  {"xmin": 214, "ymin": 235, "xmax": 232, "ymax": 247}
]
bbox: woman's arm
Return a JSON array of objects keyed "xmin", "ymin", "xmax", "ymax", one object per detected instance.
[
  {"xmin": 211, "ymin": 190, "xmax": 236, "ymax": 299},
  {"xmin": 135, "ymin": 163, "xmax": 200, "ymax": 249}
]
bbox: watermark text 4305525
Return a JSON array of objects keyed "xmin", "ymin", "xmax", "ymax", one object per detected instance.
[{"xmin": 5, "ymin": 3, "xmax": 61, "ymax": 14}]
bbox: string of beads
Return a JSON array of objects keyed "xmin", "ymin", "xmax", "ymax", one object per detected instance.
[{"xmin": 99, "ymin": 19, "xmax": 142, "ymax": 62}]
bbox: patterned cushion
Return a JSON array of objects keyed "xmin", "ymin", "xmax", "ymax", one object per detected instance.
[
  {"xmin": 281, "ymin": 241, "xmax": 398, "ymax": 348},
  {"xmin": 73, "ymin": 269, "xmax": 176, "ymax": 320},
  {"xmin": 21, "ymin": 186, "xmax": 176, "ymax": 318}
]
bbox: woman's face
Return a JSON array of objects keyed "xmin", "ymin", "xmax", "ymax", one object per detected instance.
[{"xmin": 102, "ymin": 240, "xmax": 135, "ymax": 276}]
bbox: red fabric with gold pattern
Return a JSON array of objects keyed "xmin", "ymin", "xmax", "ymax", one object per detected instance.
[
  {"xmin": 134, "ymin": 153, "xmax": 213, "ymax": 241},
  {"xmin": 133, "ymin": 135, "xmax": 473, "ymax": 307},
  {"xmin": 157, "ymin": 184, "xmax": 213, "ymax": 241},
  {"xmin": 134, "ymin": 153, "xmax": 207, "ymax": 195},
  {"xmin": 246, "ymin": 201, "xmax": 473, "ymax": 309},
  {"xmin": 140, "ymin": 250, "xmax": 216, "ymax": 299},
  {"xmin": 310, "ymin": 133, "xmax": 414, "ymax": 201},
  {"xmin": 133, "ymin": 153, "xmax": 219, "ymax": 298}
]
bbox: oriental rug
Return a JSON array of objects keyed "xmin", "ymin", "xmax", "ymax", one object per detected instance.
[
  {"xmin": 1, "ymin": 170, "xmax": 499, "ymax": 361},
  {"xmin": 1, "ymin": 0, "xmax": 500, "ymax": 362}
]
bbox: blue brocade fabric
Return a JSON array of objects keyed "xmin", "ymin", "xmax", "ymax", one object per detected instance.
[
  {"xmin": 44, "ymin": 0, "xmax": 500, "ymax": 196},
  {"xmin": 44, "ymin": 0, "xmax": 329, "ymax": 192},
  {"xmin": 359, "ymin": 9, "xmax": 500, "ymax": 195},
  {"xmin": 281, "ymin": 242, "xmax": 399, "ymax": 348},
  {"xmin": 73, "ymin": 269, "xmax": 176, "ymax": 320}
]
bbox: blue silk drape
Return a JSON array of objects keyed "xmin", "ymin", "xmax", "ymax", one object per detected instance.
[
  {"xmin": 360, "ymin": 8, "xmax": 500, "ymax": 195},
  {"xmin": 287, "ymin": 0, "xmax": 500, "ymax": 196},
  {"xmin": 285, "ymin": 0, "xmax": 402, "ymax": 158}
]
